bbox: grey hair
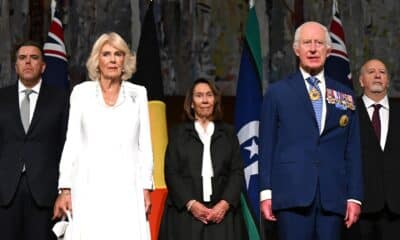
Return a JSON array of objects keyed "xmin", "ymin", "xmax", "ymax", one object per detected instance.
[{"xmin": 293, "ymin": 21, "xmax": 332, "ymax": 49}]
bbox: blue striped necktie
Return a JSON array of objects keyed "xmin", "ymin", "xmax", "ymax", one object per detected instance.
[{"xmin": 306, "ymin": 76, "xmax": 322, "ymax": 131}]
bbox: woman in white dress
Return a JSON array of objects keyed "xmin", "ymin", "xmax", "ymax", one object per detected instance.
[{"xmin": 53, "ymin": 32, "xmax": 153, "ymax": 240}]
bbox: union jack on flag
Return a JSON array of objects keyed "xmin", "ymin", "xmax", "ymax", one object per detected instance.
[
  {"xmin": 325, "ymin": 0, "xmax": 353, "ymax": 89},
  {"xmin": 42, "ymin": 8, "xmax": 69, "ymax": 89}
]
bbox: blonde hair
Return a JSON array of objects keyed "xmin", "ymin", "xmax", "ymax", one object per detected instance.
[{"xmin": 86, "ymin": 32, "xmax": 136, "ymax": 81}]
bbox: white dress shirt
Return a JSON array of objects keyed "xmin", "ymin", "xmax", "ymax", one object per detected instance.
[
  {"xmin": 18, "ymin": 79, "xmax": 42, "ymax": 123},
  {"xmin": 362, "ymin": 95, "xmax": 389, "ymax": 150}
]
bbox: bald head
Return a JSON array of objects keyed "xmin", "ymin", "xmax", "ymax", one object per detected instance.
[{"xmin": 359, "ymin": 59, "xmax": 389, "ymax": 101}]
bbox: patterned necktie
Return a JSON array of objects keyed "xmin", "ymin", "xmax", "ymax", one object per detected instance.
[
  {"xmin": 371, "ymin": 104, "xmax": 382, "ymax": 141},
  {"xmin": 306, "ymin": 76, "xmax": 323, "ymax": 131},
  {"xmin": 21, "ymin": 89, "xmax": 33, "ymax": 133}
]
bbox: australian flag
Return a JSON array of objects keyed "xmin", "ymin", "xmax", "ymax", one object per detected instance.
[
  {"xmin": 325, "ymin": 0, "xmax": 352, "ymax": 89},
  {"xmin": 234, "ymin": 6, "xmax": 262, "ymax": 240},
  {"xmin": 42, "ymin": 6, "xmax": 69, "ymax": 89}
]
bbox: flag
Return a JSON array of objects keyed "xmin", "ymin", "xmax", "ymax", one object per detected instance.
[
  {"xmin": 234, "ymin": 5, "xmax": 262, "ymax": 240},
  {"xmin": 325, "ymin": 0, "xmax": 352, "ymax": 89},
  {"xmin": 131, "ymin": 2, "xmax": 168, "ymax": 240},
  {"xmin": 42, "ymin": 1, "xmax": 69, "ymax": 89}
]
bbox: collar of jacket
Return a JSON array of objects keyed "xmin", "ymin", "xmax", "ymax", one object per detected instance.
[{"xmin": 183, "ymin": 120, "xmax": 225, "ymax": 143}]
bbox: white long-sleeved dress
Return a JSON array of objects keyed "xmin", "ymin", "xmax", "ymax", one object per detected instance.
[{"xmin": 58, "ymin": 81, "xmax": 153, "ymax": 240}]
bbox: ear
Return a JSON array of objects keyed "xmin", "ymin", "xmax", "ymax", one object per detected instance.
[
  {"xmin": 293, "ymin": 45, "xmax": 300, "ymax": 57},
  {"xmin": 359, "ymin": 76, "xmax": 364, "ymax": 88},
  {"xmin": 41, "ymin": 62, "xmax": 46, "ymax": 74},
  {"xmin": 326, "ymin": 47, "xmax": 332, "ymax": 56}
]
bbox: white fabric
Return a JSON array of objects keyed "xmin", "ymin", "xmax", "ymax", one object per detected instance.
[
  {"xmin": 53, "ymin": 211, "xmax": 73, "ymax": 240},
  {"xmin": 194, "ymin": 121, "xmax": 214, "ymax": 202},
  {"xmin": 362, "ymin": 95, "xmax": 389, "ymax": 150},
  {"xmin": 58, "ymin": 81, "xmax": 153, "ymax": 240},
  {"xmin": 18, "ymin": 79, "xmax": 41, "ymax": 123}
]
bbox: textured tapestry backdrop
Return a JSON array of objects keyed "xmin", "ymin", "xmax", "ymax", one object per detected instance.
[{"xmin": 1, "ymin": 0, "xmax": 400, "ymax": 96}]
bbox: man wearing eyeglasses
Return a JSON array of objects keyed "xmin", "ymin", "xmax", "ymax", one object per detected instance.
[{"xmin": 259, "ymin": 21, "xmax": 362, "ymax": 240}]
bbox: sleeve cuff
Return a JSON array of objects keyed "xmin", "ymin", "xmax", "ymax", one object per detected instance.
[
  {"xmin": 260, "ymin": 189, "xmax": 272, "ymax": 201},
  {"xmin": 347, "ymin": 199, "xmax": 362, "ymax": 205}
]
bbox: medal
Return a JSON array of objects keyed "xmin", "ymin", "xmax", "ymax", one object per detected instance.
[
  {"xmin": 309, "ymin": 88, "xmax": 320, "ymax": 101},
  {"xmin": 339, "ymin": 115, "xmax": 349, "ymax": 127}
]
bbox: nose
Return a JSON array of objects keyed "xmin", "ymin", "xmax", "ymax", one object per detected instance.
[
  {"xmin": 309, "ymin": 43, "xmax": 317, "ymax": 52},
  {"xmin": 110, "ymin": 54, "xmax": 116, "ymax": 63}
]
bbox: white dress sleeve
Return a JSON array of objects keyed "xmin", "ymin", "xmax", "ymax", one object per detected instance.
[
  {"xmin": 137, "ymin": 86, "xmax": 154, "ymax": 190},
  {"xmin": 58, "ymin": 85, "xmax": 83, "ymax": 189}
]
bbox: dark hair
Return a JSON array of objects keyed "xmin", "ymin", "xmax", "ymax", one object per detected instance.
[
  {"xmin": 183, "ymin": 78, "xmax": 223, "ymax": 121},
  {"xmin": 14, "ymin": 40, "xmax": 44, "ymax": 60}
]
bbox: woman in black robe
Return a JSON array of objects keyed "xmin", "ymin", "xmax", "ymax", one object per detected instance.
[{"xmin": 159, "ymin": 79, "xmax": 248, "ymax": 240}]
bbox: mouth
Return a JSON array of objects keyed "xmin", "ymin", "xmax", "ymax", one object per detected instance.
[{"xmin": 308, "ymin": 56, "xmax": 320, "ymax": 62}]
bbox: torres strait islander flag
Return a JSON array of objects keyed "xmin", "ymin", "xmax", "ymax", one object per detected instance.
[{"xmin": 234, "ymin": 3, "xmax": 262, "ymax": 240}]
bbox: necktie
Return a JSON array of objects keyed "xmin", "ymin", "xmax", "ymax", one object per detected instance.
[
  {"xmin": 306, "ymin": 76, "xmax": 323, "ymax": 131},
  {"xmin": 371, "ymin": 104, "xmax": 382, "ymax": 141},
  {"xmin": 21, "ymin": 89, "xmax": 33, "ymax": 133}
]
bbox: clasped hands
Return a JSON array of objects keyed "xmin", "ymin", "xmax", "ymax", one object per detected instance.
[{"xmin": 188, "ymin": 200, "xmax": 230, "ymax": 224}]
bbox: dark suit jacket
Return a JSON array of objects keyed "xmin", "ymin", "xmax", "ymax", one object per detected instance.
[
  {"xmin": 160, "ymin": 121, "xmax": 247, "ymax": 240},
  {"xmin": 259, "ymin": 71, "xmax": 363, "ymax": 215},
  {"xmin": 357, "ymin": 97, "xmax": 400, "ymax": 214},
  {"xmin": 0, "ymin": 83, "xmax": 68, "ymax": 207}
]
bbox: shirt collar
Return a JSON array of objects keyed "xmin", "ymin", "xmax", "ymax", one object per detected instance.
[
  {"xmin": 362, "ymin": 94, "xmax": 389, "ymax": 110},
  {"xmin": 299, "ymin": 67, "xmax": 325, "ymax": 84},
  {"xmin": 194, "ymin": 121, "xmax": 215, "ymax": 136},
  {"xmin": 18, "ymin": 79, "xmax": 42, "ymax": 94}
]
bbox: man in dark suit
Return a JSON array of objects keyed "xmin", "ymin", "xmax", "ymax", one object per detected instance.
[
  {"xmin": 259, "ymin": 21, "xmax": 363, "ymax": 240},
  {"xmin": 350, "ymin": 59, "xmax": 400, "ymax": 239},
  {"xmin": 0, "ymin": 41, "xmax": 69, "ymax": 240}
]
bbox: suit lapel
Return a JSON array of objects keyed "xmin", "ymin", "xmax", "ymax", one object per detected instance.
[
  {"xmin": 28, "ymin": 83, "xmax": 48, "ymax": 134},
  {"xmin": 287, "ymin": 72, "xmax": 318, "ymax": 129},
  {"xmin": 384, "ymin": 99, "xmax": 395, "ymax": 153},
  {"xmin": 357, "ymin": 98, "xmax": 382, "ymax": 149},
  {"xmin": 323, "ymin": 77, "xmax": 336, "ymax": 133},
  {"xmin": 8, "ymin": 85, "xmax": 28, "ymax": 136}
]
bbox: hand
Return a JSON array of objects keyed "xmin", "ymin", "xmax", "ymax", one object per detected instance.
[
  {"xmin": 344, "ymin": 201, "xmax": 361, "ymax": 228},
  {"xmin": 206, "ymin": 200, "xmax": 230, "ymax": 224},
  {"xmin": 143, "ymin": 189, "xmax": 152, "ymax": 219},
  {"xmin": 53, "ymin": 189, "xmax": 72, "ymax": 220},
  {"xmin": 261, "ymin": 199, "xmax": 277, "ymax": 221},
  {"xmin": 189, "ymin": 201, "xmax": 211, "ymax": 224}
]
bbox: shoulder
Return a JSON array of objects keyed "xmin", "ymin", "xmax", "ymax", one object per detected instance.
[
  {"xmin": 168, "ymin": 122, "xmax": 193, "ymax": 141},
  {"xmin": 215, "ymin": 121, "xmax": 235, "ymax": 133},
  {"xmin": 123, "ymin": 81, "xmax": 147, "ymax": 94},
  {"xmin": 267, "ymin": 72, "xmax": 300, "ymax": 92},
  {"xmin": 389, "ymin": 98, "xmax": 400, "ymax": 112},
  {"xmin": 0, "ymin": 84, "xmax": 16, "ymax": 96},
  {"xmin": 68, "ymin": 81, "xmax": 96, "ymax": 102},
  {"xmin": 123, "ymin": 82, "xmax": 148, "ymax": 101},
  {"xmin": 73, "ymin": 80, "xmax": 96, "ymax": 92}
]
